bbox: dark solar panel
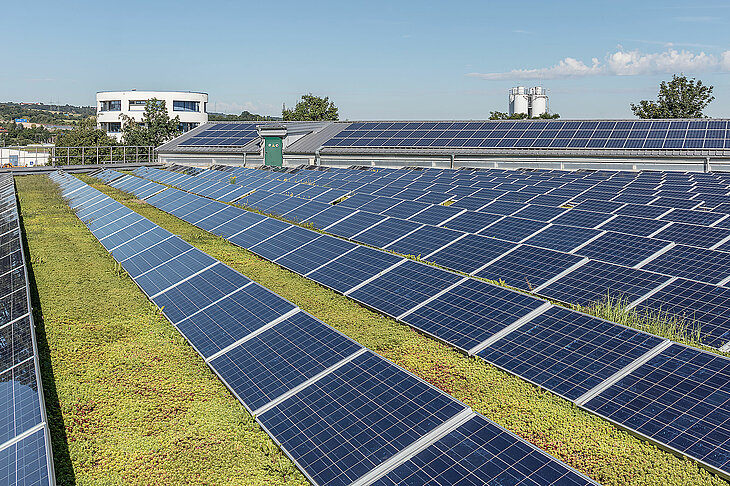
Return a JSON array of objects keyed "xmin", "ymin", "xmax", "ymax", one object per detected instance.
[
  {"xmin": 408, "ymin": 204, "xmax": 464, "ymax": 225},
  {"xmin": 210, "ymin": 312, "xmax": 361, "ymax": 412},
  {"xmin": 475, "ymin": 245, "xmax": 585, "ymax": 291},
  {"xmin": 373, "ymin": 414, "xmax": 596, "ymax": 486},
  {"xmin": 478, "ymin": 217, "xmax": 549, "ymax": 243},
  {"xmin": 585, "ymin": 344, "xmax": 730, "ymax": 473},
  {"xmin": 402, "ymin": 278, "xmax": 545, "ymax": 350},
  {"xmin": 308, "ymin": 246, "xmax": 403, "ymax": 293},
  {"xmin": 352, "ymin": 218, "xmax": 422, "ymax": 248},
  {"xmin": 427, "ymin": 234, "xmax": 517, "ymax": 274},
  {"xmin": 180, "ymin": 122, "xmax": 260, "ymax": 147},
  {"xmin": 348, "ymin": 260, "xmax": 463, "ymax": 318},
  {"xmin": 257, "ymin": 351, "xmax": 465, "ymax": 486},
  {"xmin": 539, "ymin": 260, "xmax": 671, "ymax": 306},
  {"xmin": 652, "ymin": 223, "xmax": 730, "ymax": 249},
  {"xmin": 176, "ymin": 284, "xmax": 296, "ymax": 359},
  {"xmin": 512, "ymin": 204, "xmax": 567, "ymax": 222},
  {"xmin": 380, "ymin": 200, "xmax": 431, "ymax": 219},
  {"xmin": 276, "ymin": 235, "xmax": 357, "ymax": 276},
  {"xmin": 634, "ymin": 279, "xmax": 730, "ymax": 348},
  {"xmin": 479, "ymin": 306, "xmax": 664, "ymax": 400},
  {"xmin": 575, "ymin": 232, "xmax": 671, "ymax": 267},
  {"xmin": 641, "ymin": 245, "xmax": 730, "ymax": 285},
  {"xmin": 440, "ymin": 210, "xmax": 502, "ymax": 233},
  {"xmin": 597, "ymin": 216, "xmax": 671, "ymax": 237},
  {"xmin": 386, "ymin": 225, "xmax": 464, "ymax": 257},
  {"xmin": 550, "ymin": 209, "xmax": 615, "ymax": 228},
  {"xmin": 249, "ymin": 226, "xmax": 321, "ymax": 261}
]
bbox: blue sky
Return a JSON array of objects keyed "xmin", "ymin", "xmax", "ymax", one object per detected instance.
[{"xmin": 4, "ymin": 0, "xmax": 729, "ymax": 119}]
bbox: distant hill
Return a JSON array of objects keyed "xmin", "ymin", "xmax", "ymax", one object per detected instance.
[
  {"xmin": 0, "ymin": 102, "xmax": 95, "ymax": 126},
  {"xmin": 208, "ymin": 110, "xmax": 281, "ymax": 122}
]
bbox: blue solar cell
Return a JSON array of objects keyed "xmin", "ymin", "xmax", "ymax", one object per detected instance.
[
  {"xmin": 572, "ymin": 199, "xmax": 625, "ymax": 213},
  {"xmin": 176, "ymin": 283, "xmax": 296, "ymax": 359},
  {"xmin": 575, "ymin": 232, "xmax": 670, "ymax": 267},
  {"xmin": 451, "ymin": 196, "xmax": 493, "ymax": 211},
  {"xmin": 652, "ymin": 223, "xmax": 730, "ymax": 249},
  {"xmin": 337, "ymin": 193, "xmax": 378, "ymax": 209},
  {"xmin": 380, "ymin": 200, "xmax": 431, "ymax": 219},
  {"xmin": 275, "ymin": 235, "xmax": 357, "ymax": 275},
  {"xmin": 210, "ymin": 211, "xmax": 267, "ymax": 239},
  {"xmin": 598, "ymin": 216, "xmax": 671, "ymax": 237},
  {"xmin": 210, "ymin": 312, "xmax": 362, "ymax": 412},
  {"xmin": 615, "ymin": 203, "xmax": 672, "ymax": 219},
  {"xmin": 475, "ymin": 245, "xmax": 585, "ymax": 291},
  {"xmin": 373, "ymin": 414, "xmax": 596, "ymax": 486},
  {"xmin": 134, "ymin": 248, "xmax": 217, "ymax": 297},
  {"xmin": 228, "ymin": 218, "xmax": 290, "ymax": 249},
  {"xmin": 634, "ymin": 279, "xmax": 730, "ymax": 348},
  {"xmin": 357, "ymin": 196, "xmax": 403, "ymax": 214},
  {"xmin": 440, "ymin": 210, "xmax": 502, "ymax": 233},
  {"xmin": 282, "ymin": 200, "xmax": 329, "ymax": 223},
  {"xmin": 121, "ymin": 236, "xmax": 191, "ymax": 277},
  {"xmin": 585, "ymin": 344, "xmax": 730, "ymax": 473},
  {"xmin": 151, "ymin": 264, "xmax": 250, "ymax": 324},
  {"xmin": 540, "ymin": 260, "xmax": 671, "ymax": 306},
  {"xmin": 352, "ymin": 218, "xmax": 422, "ymax": 248},
  {"xmin": 651, "ymin": 197, "xmax": 704, "ymax": 210},
  {"xmin": 0, "ymin": 360, "xmax": 42, "ymax": 444},
  {"xmin": 641, "ymin": 245, "xmax": 730, "ymax": 285},
  {"xmin": 323, "ymin": 210, "xmax": 386, "ymax": 238},
  {"xmin": 0, "ymin": 427, "xmax": 50, "ymax": 486},
  {"xmin": 479, "ymin": 200, "xmax": 525, "ymax": 216},
  {"xmin": 348, "ymin": 260, "xmax": 463, "ymax": 318},
  {"xmin": 478, "ymin": 216, "xmax": 549, "ymax": 243},
  {"xmin": 308, "ymin": 246, "xmax": 403, "ymax": 293},
  {"xmin": 386, "ymin": 225, "xmax": 464, "ymax": 257},
  {"xmin": 550, "ymin": 209, "xmax": 615, "ymax": 228},
  {"xmin": 479, "ymin": 306, "xmax": 664, "ymax": 400},
  {"xmin": 257, "ymin": 351, "xmax": 465, "ymax": 486},
  {"xmin": 249, "ymin": 225, "xmax": 321, "ymax": 261},
  {"xmin": 426, "ymin": 234, "xmax": 515, "ymax": 274},
  {"xmin": 402, "ymin": 278, "xmax": 545, "ymax": 350}
]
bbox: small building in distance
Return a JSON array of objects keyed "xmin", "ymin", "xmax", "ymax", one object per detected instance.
[
  {"xmin": 509, "ymin": 86, "xmax": 548, "ymax": 117},
  {"xmin": 96, "ymin": 90, "xmax": 208, "ymax": 141}
]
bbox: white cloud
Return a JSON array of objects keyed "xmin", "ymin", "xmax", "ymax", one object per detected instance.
[{"xmin": 467, "ymin": 48, "xmax": 730, "ymax": 80}]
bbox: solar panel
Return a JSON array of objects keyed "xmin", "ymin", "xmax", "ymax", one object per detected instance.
[
  {"xmin": 440, "ymin": 210, "xmax": 502, "ymax": 233},
  {"xmin": 640, "ymin": 245, "xmax": 730, "ymax": 285},
  {"xmin": 451, "ymin": 196, "xmax": 492, "ymax": 211},
  {"xmin": 659, "ymin": 209, "xmax": 727, "ymax": 226},
  {"xmin": 352, "ymin": 218, "xmax": 422, "ymax": 248},
  {"xmin": 228, "ymin": 218, "xmax": 289, "ymax": 249},
  {"xmin": 633, "ymin": 279, "xmax": 730, "ymax": 348},
  {"xmin": 550, "ymin": 209, "xmax": 615, "ymax": 228},
  {"xmin": 337, "ymin": 193, "xmax": 378, "ymax": 209},
  {"xmin": 427, "ymin": 234, "xmax": 517, "ymax": 274},
  {"xmin": 385, "ymin": 225, "xmax": 464, "ymax": 257},
  {"xmin": 585, "ymin": 344, "xmax": 730, "ymax": 474},
  {"xmin": 512, "ymin": 204, "xmax": 567, "ymax": 222},
  {"xmin": 539, "ymin": 260, "xmax": 671, "ymax": 306},
  {"xmin": 0, "ymin": 427, "xmax": 50, "ymax": 486},
  {"xmin": 282, "ymin": 200, "xmax": 329, "ymax": 223},
  {"xmin": 257, "ymin": 350, "xmax": 466, "ymax": 486},
  {"xmin": 180, "ymin": 122, "xmax": 260, "ymax": 147},
  {"xmin": 615, "ymin": 203, "xmax": 672, "ymax": 219},
  {"xmin": 478, "ymin": 306, "xmax": 664, "ymax": 400},
  {"xmin": 571, "ymin": 199, "xmax": 625, "ymax": 213},
  {"xmin": 401, "ymin": 278, "xmax": 545, "ymax": 350},
  {"xmin": 475, "ymin": 245, "xmax": 585, "ymax": 291},
  {"xmin": 0, "ymin": 360, "xmax": 42, "ymax": 444},
  {"xmin": 478, "ymin": 217, "xmax": 549, "ymax": 243},
  {"xmin": 308, "ymin": 246, "xmax": 403, "ymax": 293},
  {"xmin": 574, "ymin": 232, "xmax": 671, "ymax": 267},
  {"xmin": 209, "ymin": 312, "xmax": 362, "ymax": 412},
  {"xmin": 0, "ymin": 317, "xmax": 33, "ymax": 373},
  {"xmin": 302, "ymin": 205, "xmax": 353, "ymax": 229},
  {"xmin": 276, "ymin": 235, "xmax": 357, "ymax": 276},
  {"xmin": 249, "ymin": 226, "xmax": 321, "ymax": 261},
  {"xmin": 151, "ymin": 264, "xmax": 250, "ymax": 324},
  {"xmin": 323, "ymin": 210, "xmax": 387, "ymax": 238},
  {"xmin": 358, "ymin": 196, "xmax": 404, "ymax": 214},
  {"xmin": 372, "ymin": 414, "xmax": 597, "ymax": 486},
  {"xmin": 651, "ymin": 196, "xmax": 704, "ymax": 210},
  {"xmin": 652, "ymin": 223, "xmax": 730, "ymax": 249},
  {"xmin": 175, "ymin": 284, "xmax": 296, "ymax": 359},
  {"xmin": 121, "ymin": 237, "xmax": 191, "ymax": 278},
  {"xmin": 134, "ymin": 248, "xmax": 217, "ymax": 297},
  {"xmin": 479, "ymin": 200, "xmax": 525, "ymax": 216},
  {"xmin": 407, "ymin": 204, "xmax": 464, "ymax": 226},
  {"xmin": 597, "ymin": 215, "xmax": 671, "ymax": 237},
  {"xmin": 380, "ymin": 200, "xmax": 431, "ymax": 219}
]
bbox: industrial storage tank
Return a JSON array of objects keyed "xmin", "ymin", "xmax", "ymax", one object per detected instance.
[
  {"xmin": 509, "ymin": 87, "xmax": 529, "ymax": 116},
  {"xmin": 529, "ymin": 86, "xmax": 548, "ymax": 117}
]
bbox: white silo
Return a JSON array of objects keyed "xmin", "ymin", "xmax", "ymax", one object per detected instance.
[
  {"xmin": 529, "ymin": 86, "xmax": 548, "ymax": 117},
  {"xmin": 509, "ymin": 87, "xmax": 529, "ymax": 116}
]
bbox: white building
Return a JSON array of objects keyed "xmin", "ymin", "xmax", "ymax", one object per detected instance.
[
  {"xmin": 96, "ymin": 90, "xmax": 208, "ymax": 141},
  {"xmin": 509, "ymin": 86, "xmax": 548, "ymax": 117}
]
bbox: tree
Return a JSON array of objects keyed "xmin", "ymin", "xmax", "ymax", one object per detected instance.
[
  {"xmin": 121, "ymin": 99, "xmax": 181, "ymax": 146},
  {"xmin": 631, "ymin": 74, "xmax": 714, "ymax": 119},
  {"xmin": 55, "ymin": 118, "xmax": 117, "ymax": 147},
  {"xmin": 282, "ymin": 94, "xmax": 339, "ymax": 121}
]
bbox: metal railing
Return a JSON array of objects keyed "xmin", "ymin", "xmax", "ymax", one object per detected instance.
[{"xmin": 0, "ymin": 145, "xmax": 155, "ymax": 167}]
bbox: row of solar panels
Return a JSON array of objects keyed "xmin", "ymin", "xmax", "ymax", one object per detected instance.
[
  {"xmin": 175, "ymin": 119, "xmax": 730, "ymax": 150},
  {"xmin": 54, "ymin": 171, "xmax": 596, "ymax": 486},
  {"xmin": 127, "ymin": 167, "xmax": 730, "ymax": 350},
  {"xmin": 100, "ymin": 169, "xmax": 730, "ymax": 481},
  {"xmin": 0, "ymin": 174, "xmax": 54, "ymax": 486}
]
